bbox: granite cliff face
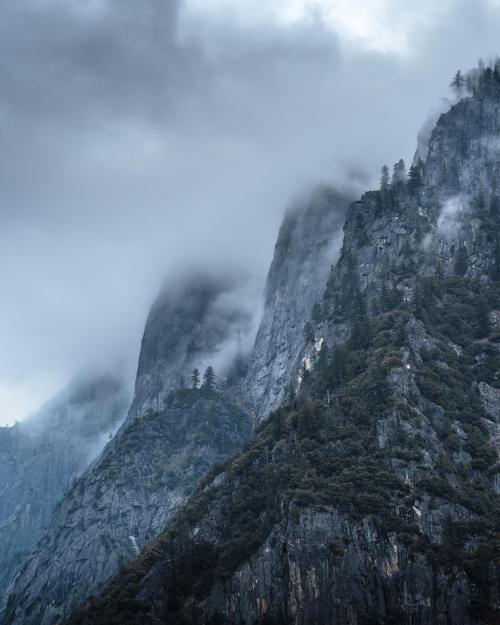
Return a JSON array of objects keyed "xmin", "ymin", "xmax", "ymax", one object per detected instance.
[
  {"xmin": 243, "ymin": 188, "xmax": 350, "ymax": 419},
  {"xmin": 3, "ymin": 389, "xmax": 251, "ymax": 625},
  {"xmin": 129, "ymin": 274, "xmax": 253, "ymax": 419},
  {"xmin": 0, "ymin": 375, "xmax": 129, "ymax": 604},
  {"xmin": 65, "ymin": 68, "xmax": 499, "ymax": 625}
]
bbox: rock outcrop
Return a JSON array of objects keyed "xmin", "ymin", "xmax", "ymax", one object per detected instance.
[
  {"xmin": 129, "ymin": 274, "xmax": 253, "ymax": 419},
  {"xmin": 243, "ymin": 187, "xmax": 350, "ymax": 419}
]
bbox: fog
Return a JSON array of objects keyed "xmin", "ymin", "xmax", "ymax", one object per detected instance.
[{"xmin": 1, "ymin": 0, "xmax": 500, "ymax": 424}]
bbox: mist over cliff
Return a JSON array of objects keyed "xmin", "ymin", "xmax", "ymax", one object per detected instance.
[
  {"xmin": 28, "ymin": 58, "xmax": 498, "ymax": 625},
  {"xmin": 3, "ymin": 0, "xmax": 500, "ymax": 423},
  {"xmin": 1, "ymin": 6, "xmax": 500, "ymax": 622}
]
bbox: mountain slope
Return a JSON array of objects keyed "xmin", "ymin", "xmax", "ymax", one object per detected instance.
[
  {"xmin": 2, "ymin": 389, "xmax": 251, "ymax": 625},
  {"xmin": 0, "ymin": 375, "xmax": 129, "ymax": 603},
  {"xmin": 65, "ymin": 66, "xmax": 500, "ymax": 625}
]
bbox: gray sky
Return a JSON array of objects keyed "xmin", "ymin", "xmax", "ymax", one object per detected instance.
[{"xmin": 1, "ymin": 0, "xmax": 500, "ymax": 424}]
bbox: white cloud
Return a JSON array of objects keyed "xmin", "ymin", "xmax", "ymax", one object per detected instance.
[
  {"xmin": 2, "ymin": 0, "xmax": 500, "ymax": 424},
  {"xmin": 0, "ymin": 377, "xmax": 59, "ymax": 427},
  {"xmin": 184, "ymin": 0, "xmax": 454, "ymax": 53}
]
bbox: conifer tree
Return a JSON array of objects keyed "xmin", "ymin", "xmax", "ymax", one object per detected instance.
[
  {"xmin": 450, "ymin": 70, "xmax": 465, "ymax": 94},
  {"xmin": 391, "ymin": 159, "xmax": 407, "ymax": 186},
  {"xmin": 408, "ymin": 158, "xmax": 424, "ymax": 194},
  {"xmin": 202, "ymin": 366, "xmax": 216, "ymax": 390},
  {"xmin": 191, "ymin": 368, "xmax": 200, "ymax": 389},
  {"xmin": 380, "ymin": 165, "xmax": 390, "ymax": 190}
]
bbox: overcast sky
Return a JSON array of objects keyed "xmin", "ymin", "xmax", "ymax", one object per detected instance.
[{"xmin": 1, "ymin": 0, "xmax": 500, "ymax": 425}]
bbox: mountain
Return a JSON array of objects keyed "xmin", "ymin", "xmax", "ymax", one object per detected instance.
[
  {"xmin": 3, "ymin": 390, "xmax": 251, "ymax": 625},
  {"xmin": 64, "ymin": 64, "xmax": 500, "ymax": 625},
  {"xmin": 243, "ymin": 187, "xmax": 350, "ymax": 419},
  {"xmin": 0, "ymin": 191, "xmax": 349, "ymax": 625},
  {"xmin": 2, "ymin": 279, "xmax": 253, "ymax": 625},
  {"xmin": 0, "ymin": 375, "xmax": 129, "ymax": 603}
]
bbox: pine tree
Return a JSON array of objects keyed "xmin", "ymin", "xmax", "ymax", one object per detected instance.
[
  {"xmin": 380, "ymin": 165, "xmax": 390, "ymax": 191},
  {"xmin": 450, "ymin": 70, "xmax": 465, "ymax": 94},
  {"xmin": 408, "ymin": 158, "xmax": 424, "ymax": 195},
  {"xmin": 202, "ymin": 366, "xmax": 216, "ymax": 390},
  {"xmin": 391, "ymin": 159, "xmax": 407, "ymax": 186},
  {"xmin": 191, "ymin": 368, "xmax": 200, "ymax": 389}
]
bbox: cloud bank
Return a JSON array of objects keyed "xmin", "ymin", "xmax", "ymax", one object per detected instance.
[{"xmin": 1, "ymin": 0, "xmax": 500, "ymax": 423}]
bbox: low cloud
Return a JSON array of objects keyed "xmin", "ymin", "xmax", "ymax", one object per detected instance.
[{"xmin": 1, "ymin": 0, "xmax": 500, "ymax": 423}]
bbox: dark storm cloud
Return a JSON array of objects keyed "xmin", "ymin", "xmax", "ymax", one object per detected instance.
[
  {"xmin": 1, "ymin": 0, "xmax": 500, "ymax": 423},
  {"xmin": 0, "ymin": 0, "xmax": 185, "ymax": 119}
]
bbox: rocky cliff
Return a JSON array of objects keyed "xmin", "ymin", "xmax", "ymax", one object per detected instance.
[
  {"xmin": 243, "ymin": 187, "xmax": 350, "ymax": 419},
  {"xmin": 129, "ymin": 274, "xmax": 253, "ymax": 419},
  {"xmin": 0, "ymin": 375, "xmax": 129, "ymax": 605},
  {"xmin": 65, "ymin": 64, "xmax": 500, "ymax": 625},
  {"xmin": 2, "ymin": 273, "xmax": 255, "ymax": 625},
  {"xmin": 2, "ymin": 389, "xmax": 251, "ymax": 625}
]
